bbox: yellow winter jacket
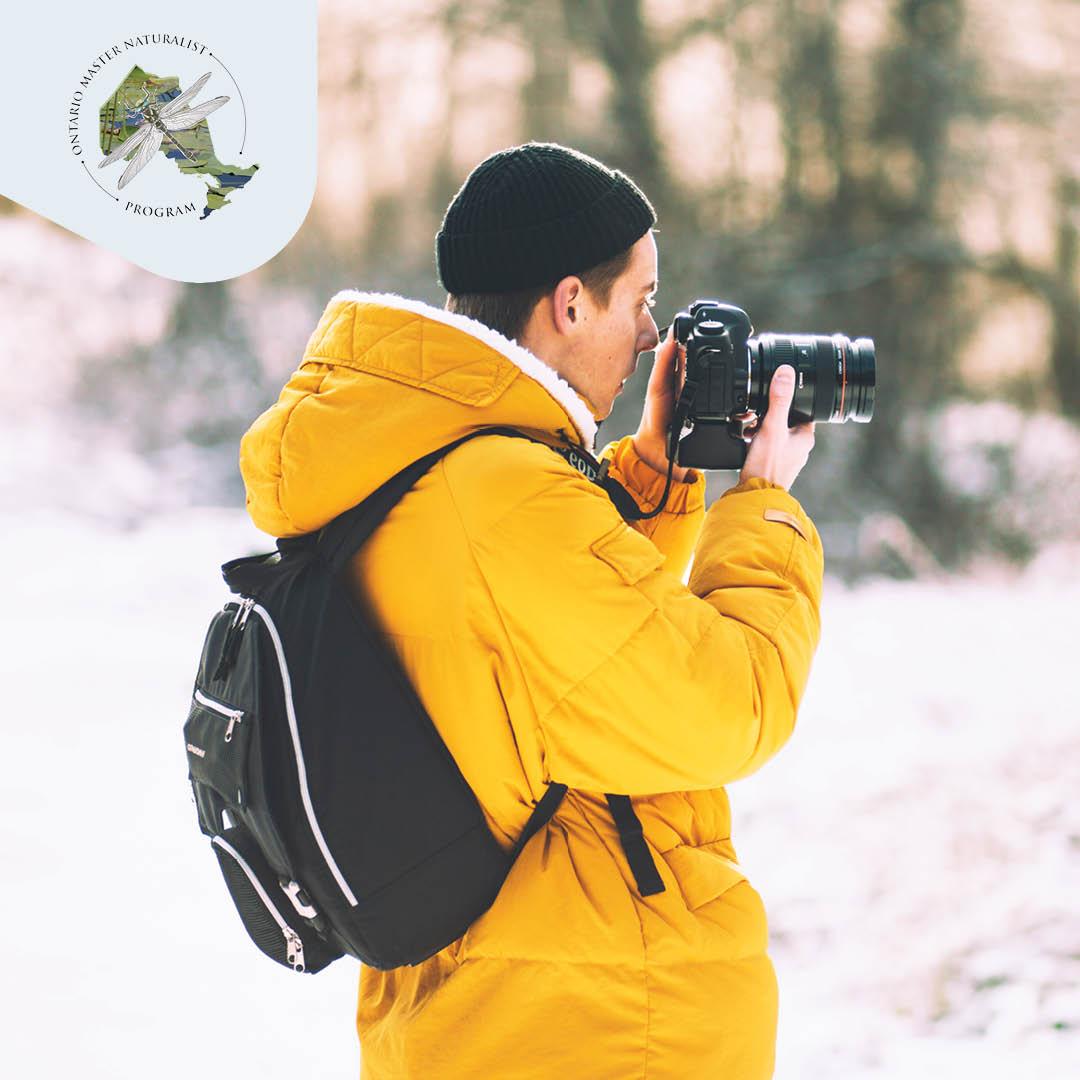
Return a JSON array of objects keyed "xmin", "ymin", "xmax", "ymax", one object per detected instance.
[{"xmin": 239, "ymin": 290, "xmax": 825, "ymax": 1080}]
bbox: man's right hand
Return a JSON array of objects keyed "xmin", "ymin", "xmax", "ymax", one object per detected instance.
[{"xmin": 735, "ymin": 365, "xmax": 816, "ymax": 491}]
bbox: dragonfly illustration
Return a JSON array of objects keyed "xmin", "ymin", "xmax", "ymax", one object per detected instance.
[{"xmin": 98, "ymin": 72, "xmax": 230, "ymax": 190}]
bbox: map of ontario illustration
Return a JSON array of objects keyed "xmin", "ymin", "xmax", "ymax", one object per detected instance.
[{"xmin": 98, "ymin": 65, "xmax": 259, "ymax": 219}]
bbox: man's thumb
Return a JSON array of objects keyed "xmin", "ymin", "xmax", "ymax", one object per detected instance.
[{"xmin": 765, "ymin": 365, "xmax": 796, "ymax": 427}]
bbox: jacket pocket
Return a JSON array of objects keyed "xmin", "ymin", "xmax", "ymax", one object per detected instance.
[
  {"xmin": 662, "ymin": 840, "xmax": 748, "ymax": 912},
  {"xmin": 590, "ymin": 522, "xmax": 664, "ymax": 585}
]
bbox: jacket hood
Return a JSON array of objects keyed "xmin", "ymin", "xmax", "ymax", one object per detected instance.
[{"xmin": 239, "ymin": 290, "xmax": 600, "ymax": 537}]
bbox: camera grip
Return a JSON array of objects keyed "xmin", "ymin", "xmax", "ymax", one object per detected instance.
[{"xmin": 674, "ymin": 421, "xmax": 749, "ymax": 471}]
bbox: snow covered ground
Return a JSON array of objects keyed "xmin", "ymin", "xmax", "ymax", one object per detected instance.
[
  {"xmin": 1, "ymin": 497, "xmax": 1076, "ymax": 1079},
  {"xmin": 744, "ymin": 555, "xmax": 1080, "ymax": 1078}
]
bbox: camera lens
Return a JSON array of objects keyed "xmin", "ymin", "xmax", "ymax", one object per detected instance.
[{"xmin": 750, "ymin": 333, "xmax": 875, "ymax": 424}]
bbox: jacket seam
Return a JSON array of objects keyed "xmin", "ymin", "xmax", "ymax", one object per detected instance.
[
  {"xmin": 767, "ymin": 527, "xmax": 801, "ymax": 639},
  {"xmin": 438, "ymin": 454, "xmax": 547, "ymax": 798},
  {"xmin": 308, "ymin": 311, "xmax": 399, "ymax": 364},
  {"xmin": 734, "ymin": 597, "xmax": 804, "ymax": 775},
  {"xmin": 311, "ymin": 316, "xmax": 503, "ymax": 406},
  {"xmin": 780, "ymin": 522, "xmax": 799, "ymax": 581},
  {"xmin": 540, "ymin": 586, "xmax": 725, "ymax": 727},
  {"xmin": 536, "ymin": 606, "xmax": 679, "ymax": 728},
  {"xmin": 659, "ymin": 836, "xmax": 733, "ymax": 857},
  {"xmin": 481, "ymin": 443, "xmax": 607, "ymax": 538},
  {"xmin": 274, "ymin": 366, "xmax": 332, "ymax": 534},
  {"xmin": 566, "ymin": 790, "xmax": 652, "ymax": 1078},
  {"xmin": 697, "ymin": 520, "xmax": 800, "ymax": 642}
]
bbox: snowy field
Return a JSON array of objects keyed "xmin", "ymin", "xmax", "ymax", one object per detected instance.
[{"xmin": 1, "ymin": 498, "xmax": 1076, "ymax": 1079}]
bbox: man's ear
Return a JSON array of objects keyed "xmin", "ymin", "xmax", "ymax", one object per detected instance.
[{"xmin": 552, "ymin": 276, "xmax": 584, "ymax": 335}]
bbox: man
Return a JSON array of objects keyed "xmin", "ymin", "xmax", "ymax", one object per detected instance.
[{"xmin": 240, "ymin": 141, "xmax": 823, "ymax": 1079}]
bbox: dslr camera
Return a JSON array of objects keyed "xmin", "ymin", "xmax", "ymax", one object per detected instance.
[{"xmin": 666, "ymin": 300, "xmax": 876, "ymax": 470}]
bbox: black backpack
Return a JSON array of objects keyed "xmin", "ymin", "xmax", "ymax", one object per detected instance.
[{"xmin": 184, "ymin": 425, "xmax": 665, "ymax": 974}]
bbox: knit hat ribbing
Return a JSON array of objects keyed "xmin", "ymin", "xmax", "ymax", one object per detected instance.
[{"xmin": 435, "ymin": 142, "xmax": 657, "ymax": 294}]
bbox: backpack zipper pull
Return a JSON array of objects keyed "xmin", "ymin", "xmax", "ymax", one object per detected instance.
[
  {"xmin": 284, "ymin": 927, "xmax": 305, "ymax": 972},
  {"xmin": 224, "ymin": 711, "xmax": 243, "ymax": 742},
  {"xmin": 213, "ymin": 597, "xmax": 255, "ymax": 682},
  {"xmin": 193, "ymin": 689, "xmax": 245, "ymax": 742},
  {"xmin": 233, "ymin": 597, "xmax": 255, "ymax": 633}
]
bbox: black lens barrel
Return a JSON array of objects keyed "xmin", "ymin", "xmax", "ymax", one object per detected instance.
[
  {"xmin": 845, "ymin": 337, "xmax": 876, "ymax": 422},
  {"xmin": 750, "ymin": 332, "xmax": 875, "ymax": 424}
]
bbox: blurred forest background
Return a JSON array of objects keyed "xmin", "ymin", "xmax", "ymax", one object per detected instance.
[{"xmin": 4, "ymin": 0, "xmax": 1080, "ymax": 579}]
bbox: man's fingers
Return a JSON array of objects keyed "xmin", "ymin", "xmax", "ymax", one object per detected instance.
[
  {"xmin": 659, "ymin": 322, "xmax": 674, "ymax": 359},
  {"xmin": 648, "ymin": 324, "xmax": 676, "ymax": 395},
  {"xmin": 764, "ymin": 365, "xmax": 796, "ymax": 432},
  {"xmin": 734, "ymin": 409, "xmax": 757, "ymax": 442}
]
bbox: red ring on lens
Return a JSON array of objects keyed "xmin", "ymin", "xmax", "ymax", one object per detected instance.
[{"xmin": 838, "ymin": 337, "xmax": 847, "ymax": 418}]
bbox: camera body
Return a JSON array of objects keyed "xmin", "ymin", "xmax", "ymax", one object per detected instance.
[{"xmin": 668, "ymin": 299, "xmax": 876, "ymax": 471}]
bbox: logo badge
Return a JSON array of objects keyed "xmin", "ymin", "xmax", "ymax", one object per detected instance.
[
  {"xmin": 3, "ymin": 6, "xmax": 317, "ymax": 281},
  {"xmin": 74, "ymin": 39, "xmax": 260, "ymax": 221}
]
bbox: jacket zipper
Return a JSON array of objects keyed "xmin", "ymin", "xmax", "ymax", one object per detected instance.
[
  {"xmin": 249, "ymin": 600, "xmax": 360, "ymax": 908},
  {"xmin": 193, "ymin": 687, "xmax": 244, "ymax": 743},
  {"xmin": 212, "ymin": 835, "xmax": 305, "ymax": 972}
]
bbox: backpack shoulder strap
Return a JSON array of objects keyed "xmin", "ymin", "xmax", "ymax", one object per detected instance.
[
  {"xmin": 316, "ymin": 425, "xmax": 538, "ymax": 577},
  {"xmin": 315, "ymin": 424, "xmax": 665, "ymax": 896},
  {"xmin": 317, "ymin": 425, "xmax": 656, "ymax": 578}
]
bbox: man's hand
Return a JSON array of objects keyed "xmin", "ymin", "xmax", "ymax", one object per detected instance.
[
  {"xmin": 736, "ymin": 365, "xmax": 816, "ymax": 491},
  {"xmin": 632, "ymin": 324, "xmax": 692, "ymax": 482}
]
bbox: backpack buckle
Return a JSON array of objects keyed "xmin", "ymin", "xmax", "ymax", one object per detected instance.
[{"xmin": 280, "ymin": 878, "xmax": 317, "ymax": 919}]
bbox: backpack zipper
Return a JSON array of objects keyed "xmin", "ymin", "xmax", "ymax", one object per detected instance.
[
  {"xmin": 193, "ymin": 688, "xmax": 244, "ymax": 743},
  {"xmin": 249, "ymin": 600, "xmax": 360, "ymax": 908},
  {"xmin": 212, "ymin": 835, "xmax": 306, "ymax": 972},
  {"xmin": 213, "ymin": 597, "xmax": 255, "ymax": 681}
]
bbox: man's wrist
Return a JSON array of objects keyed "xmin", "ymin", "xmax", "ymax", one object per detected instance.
[{"xmin": 632, "ymin": 433, "xmax": 692, "ymax": 484}]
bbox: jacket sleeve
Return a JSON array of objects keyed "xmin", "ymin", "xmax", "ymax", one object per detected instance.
[
  {"xmin": 596, "ymin": 434, "xmax": 706, "ymax": 582},
  {"xmin": 444, "ymin": 438, "xmax": 825, "ymax": 796}
]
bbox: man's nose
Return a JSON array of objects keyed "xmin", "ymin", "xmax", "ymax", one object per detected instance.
[{"xmin": 642, "ymin": 319, "xmax": 660, "ymax": 353}]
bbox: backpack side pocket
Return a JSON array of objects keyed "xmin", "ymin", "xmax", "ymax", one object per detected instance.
[{"xmin": 211, "ymin": 825, "xmax": 342, "ymax": 974}]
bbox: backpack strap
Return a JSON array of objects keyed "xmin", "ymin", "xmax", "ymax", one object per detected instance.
[
  {"xmin": 317, "ymin": 425, "xmax": 657, "ymax": 578},
  {"xmin": 512, "ymin": 788, "xmax": 665, "ymax": 898},
  {"xmin": 315, "ymin": 423, "xmax": 666, "ymax": 897},
  {"xmin": 605, "ymin": 794, "xmax": 666, "ymax": 896},
  {"xmin": 540, "ymin": 441, "xmax": 662, "ymax": 522},
  {"xmin": 316, "ymin": 425, "xmax": 537, "ymax": 578},
  {"xmin": 508, "ymin": 781, "xmax": 569, "ymax": 863}
]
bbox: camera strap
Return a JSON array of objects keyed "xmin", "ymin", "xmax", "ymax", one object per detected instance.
[{"xmin": 544, "ymin": 438, "xmax": 665, "ymax": 522}]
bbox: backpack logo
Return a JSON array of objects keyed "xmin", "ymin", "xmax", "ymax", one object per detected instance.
[{"xmin": 186, "ymin": 742, "xmax": 206, "ymax": 758}]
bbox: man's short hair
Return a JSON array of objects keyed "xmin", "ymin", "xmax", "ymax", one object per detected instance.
[{"xmin": 445, "ymin": 244, "xmax": 634, "ymax": 344}]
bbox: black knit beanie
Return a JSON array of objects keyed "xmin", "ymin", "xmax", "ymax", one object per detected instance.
[{"xmin": 435, "ymin": 141, "xmax": 657, "ymax": 295}]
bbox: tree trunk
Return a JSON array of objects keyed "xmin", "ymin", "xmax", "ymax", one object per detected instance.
[
  {"xmin": 520, "ymin": 3, "xmax": 572, "ymax": 141},
  {"xmin": 1050, "ymin": 174, "xmax": 1080, "ymax": 418}
]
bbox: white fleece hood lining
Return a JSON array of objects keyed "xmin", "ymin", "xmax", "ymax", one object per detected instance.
[{"xmin": 328, "ymin": 289, "xmax": 598, "ymax": 451}]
